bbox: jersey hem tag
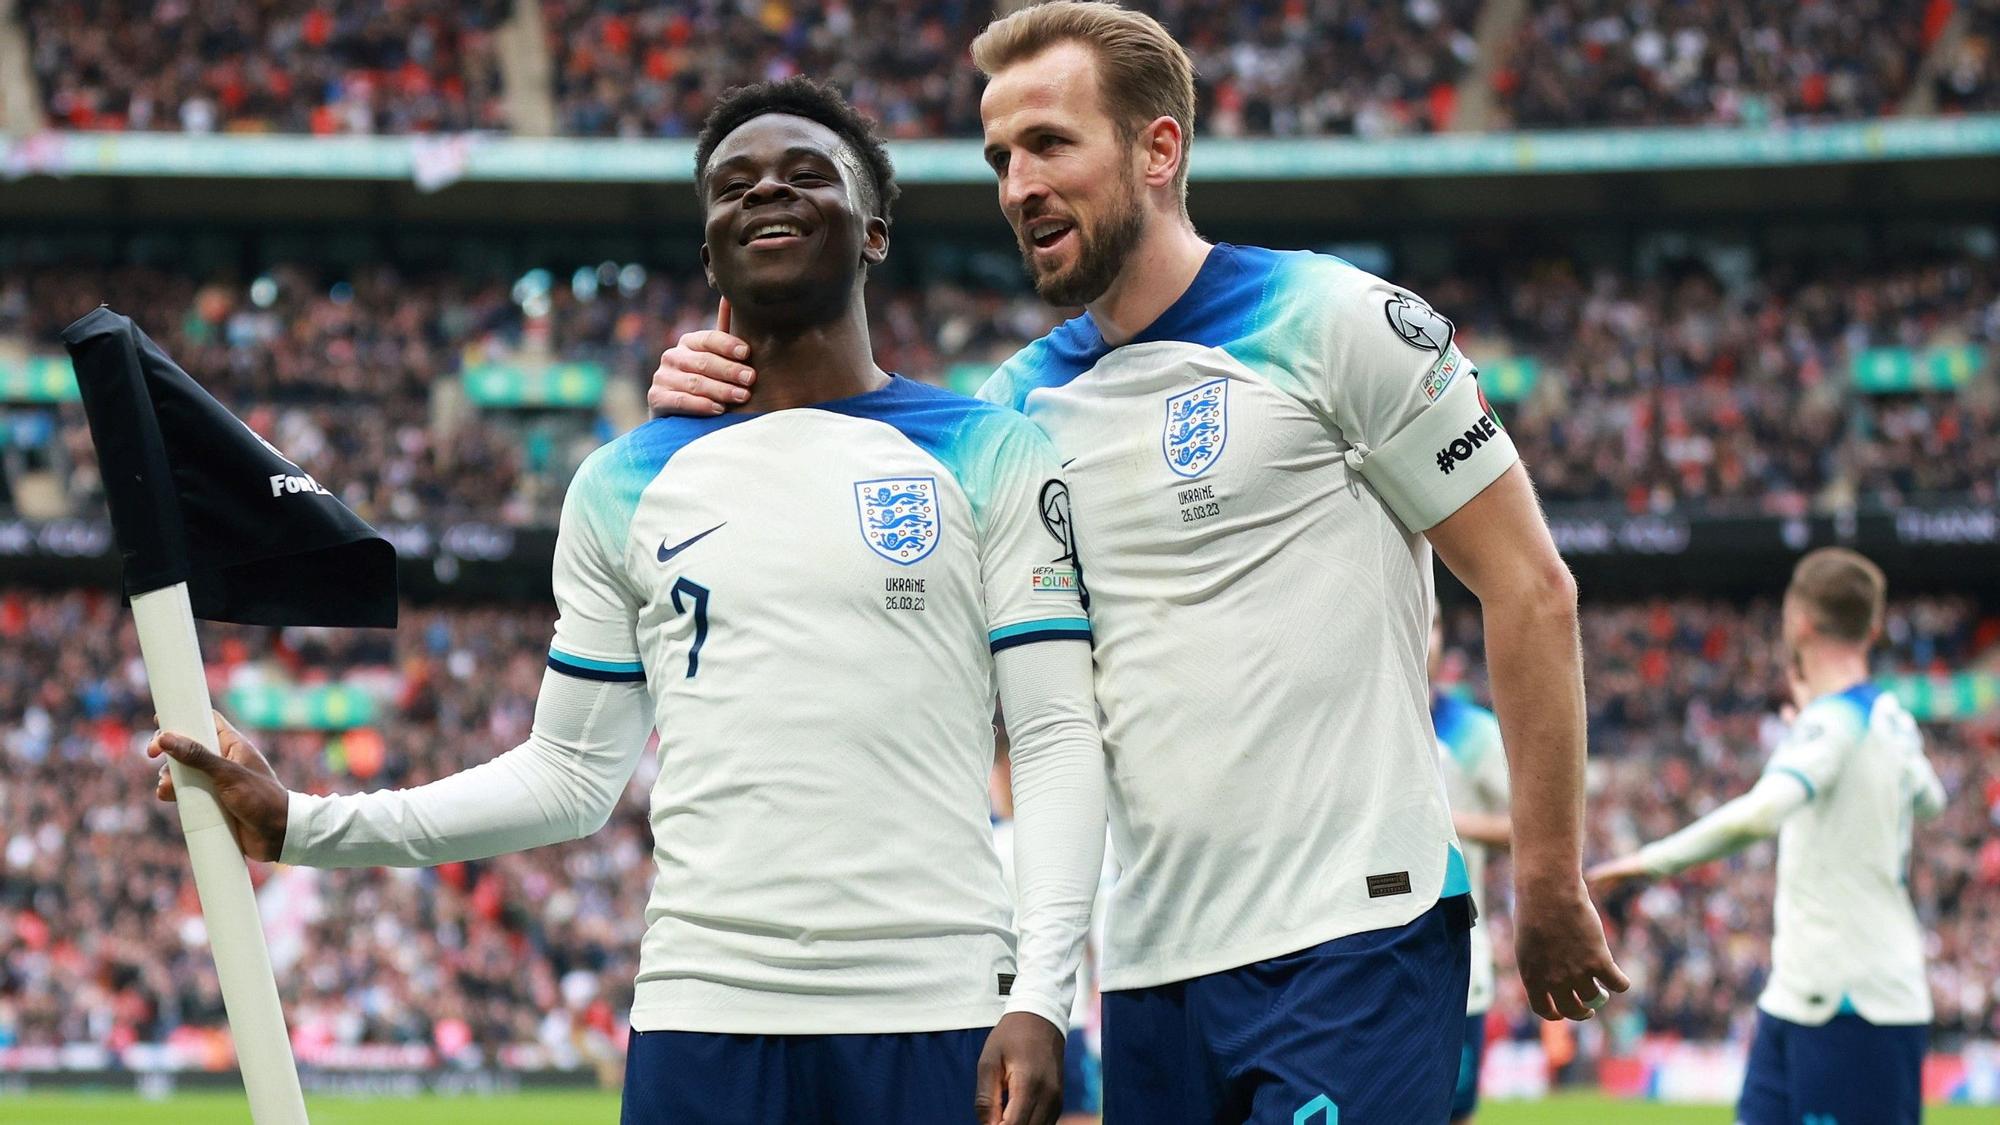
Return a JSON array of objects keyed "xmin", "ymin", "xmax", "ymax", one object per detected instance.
[{"xmin": 1366, "ymin": 871, "xmax": 1413, "ymax": 898}]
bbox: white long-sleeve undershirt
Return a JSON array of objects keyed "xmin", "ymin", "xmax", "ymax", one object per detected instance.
[
  {"xmin": 1636, "ymin": 772, "xmax": 1810, "ymax": 877},
  {"xmin": 280, "ymin": 668, "xmax": 652, "ymax": 868},
  {"xmin": 993, "ymin": 638, "xmax": 1107, "ymax": 1032}
]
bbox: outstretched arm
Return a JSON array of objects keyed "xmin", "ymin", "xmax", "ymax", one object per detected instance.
[
  {"xmin": 1453, "ymin": 811, "xmax": 1512, "ymax": 849},
  {"xmin": 153, "ymin": 671, "xmax": 653, "ymax": 867},
  {"xmin": 1608, "ymin": 772, "xmax": 1811, "ymax": 882},
  {"xmin": 283, "ymin": 670, "xmax": 652, "ymax": 867}
]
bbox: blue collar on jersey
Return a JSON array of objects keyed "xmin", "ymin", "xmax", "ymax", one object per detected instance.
[
  {"xmin": 1811, "ymin": 680, "xmax": 1882, "ymax": 721},
  {"xmin": 1026, "ymin": 242, "xmax": 1285, "ymax": 384},
  {"xmin": 616, "ymin": 374, "xmax": 928, "ymax": 468}
]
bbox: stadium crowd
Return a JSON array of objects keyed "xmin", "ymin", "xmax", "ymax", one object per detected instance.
[
  {"xmin": 2, "ymin": 246, "xmax": 1994, "ymax": 527},
  {"xmin": 18, "ymin": 0, "xmax": 1978, "ymax": 137},
  {"xmin": 1490, "ymin": 0, "xmax": 1941, "ymax": 129},
  {"xmin": 0, "ymin": 589, "xmax": 1993, "ymax": 1065},
  {"xmin": 543, "ymin": 0, "xmax": 1480, "ymax": 138},
  {"xmin": 24, "ymin": 0, "xmax": 511, "ymax": 134}
]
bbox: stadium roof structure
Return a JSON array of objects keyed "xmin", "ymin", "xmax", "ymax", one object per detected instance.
[{"xmin": 8, "ymin": 115, "xmax": 1998, "ymax": 230}]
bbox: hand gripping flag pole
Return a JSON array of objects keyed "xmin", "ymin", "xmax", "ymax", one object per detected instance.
[{"xmin": 62, "ymin": 308, "xmax": 398, "ymax": 1124}]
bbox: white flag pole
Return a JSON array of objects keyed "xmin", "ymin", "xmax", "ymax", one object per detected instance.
[{"xmin": 131, "ymin": 581, "xmax": 310, "ymax": 1125}]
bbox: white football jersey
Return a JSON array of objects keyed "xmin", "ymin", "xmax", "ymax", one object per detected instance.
[
  {"xmin": 1758, "ymin": 684, "xmax": 1934, "ymax": 1026},
  {"xmin": 1434, "ymin": 694, "xmax": 1510, "ymax": 1014},
  {"xmin": 982, "ymin": 244, "xmax": 1516, "ymax": 989},
  {"xmin": 549, "ymin": 376, "xmax": 1092, "ymax": 1034}
]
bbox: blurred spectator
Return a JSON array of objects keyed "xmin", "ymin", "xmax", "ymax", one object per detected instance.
[
  {"xmin": 1493, "ymin": 0, "xmax": 1931, "ymax": 129},
  {"xmin": 24, "ymin": 0, "xmax": 511, "ymax": 134},
  {"xmin": 1937, "ymin": 0, "xmax": 2000, "ymax": 114}
]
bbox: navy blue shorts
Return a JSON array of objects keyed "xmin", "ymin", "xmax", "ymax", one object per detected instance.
[
  {"xmin": 1101, "ymin": 895, "xmax": 1473, "ymax": 1125},
  {"xmin": 1736, "ymin": 1009, "xmax": 1926, "ymax": 1125},
  {"xmin": 621, "ymin": 1026, "xmax": 987, "ymax": 1125},
  {"xmin": 1450, "ymin": 1010, "xmax": 1488, "ymax": 1121}
]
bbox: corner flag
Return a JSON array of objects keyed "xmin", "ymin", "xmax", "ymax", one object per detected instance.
[
  {"xmin": 62, "ymin": 305, "xmax": 396, "ymax": 626},
  {"xmin": 61, "ymin": 306, "xmax": 401, "ymax": 1124}
]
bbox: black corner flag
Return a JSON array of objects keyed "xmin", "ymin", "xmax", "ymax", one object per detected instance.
[{"xmin": 61, "ymin": 305, "xmax": 397, "ymax": 628}]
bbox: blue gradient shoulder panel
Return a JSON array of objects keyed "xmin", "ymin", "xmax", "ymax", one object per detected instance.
[
  {"xmin": 979, "ymin": 313, "xmax": 1107, "ymax": 413},
  {"xmin": 1805, "ymin": 682, "xmax": 1881, "ymax": 732},
  {"xmin": 1431, "ymin": 693, "xmax": 1501, "ymax": 772},
  {"xmin": 568, "ymin": 412, "xmax": 758, "ymax": 553},
  {"xmin": 981, "ymin": 243, "xmax": 1365, "ymax": 410}
]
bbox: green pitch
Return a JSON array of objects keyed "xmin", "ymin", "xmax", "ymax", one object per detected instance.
[{"xmin": 5, "ymin": 1092, "xmax": 1998, "ymax": 1123}]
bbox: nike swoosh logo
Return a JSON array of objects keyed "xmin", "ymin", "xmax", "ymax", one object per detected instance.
[
  {"xmin": 1060, "ymin": 458, "xmax": 1078, "ymax": 468},
  {"xmin": 658, "ymin": 522, "xmax": 726, "ymax": 563}
]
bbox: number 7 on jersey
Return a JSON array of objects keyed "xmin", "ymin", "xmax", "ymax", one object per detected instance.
[{"xmin": 670, "ymin": 577, "xmax": 711, "ymax": 678}]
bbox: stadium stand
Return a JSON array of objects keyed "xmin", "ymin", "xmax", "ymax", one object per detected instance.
[
  {"xmin": 21, "ymin": 0, "xmax": 1978, "ymax": 137},
  {"xmin": 1490, "ymin": 0, "xmax": 1940, "ymax": 129},
  {"xmin": 1, "ymin": 591, "xmax": 1992, "ymax": 1060},
  {"xmin": 23, "ymin": 0, "xmax": 512, "ymax": 133},
  {"xmin": 1, "ymin": 249, "xmax": 1993, "ymax": 527},
  {"xmin": 543, "ymin": 0, "xmax": 1480, "ymax": 138}
]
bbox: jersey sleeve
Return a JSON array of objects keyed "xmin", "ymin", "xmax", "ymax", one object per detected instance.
[
  {"xmin": 1636, "ymin": 771, "xmax": 1811, "ymax": 877},
  {"xmin": 1763, "ymin": 697, "xmax": 1865, "ymax": 801},
  {"xmin": 966, "ymin": 415, "xmax": 1092, "ymax": 653},
  {"xmin": 545, "ymin": 453, "xmax": 646, "ymax": 683},
  {"xmin": 1317, "ymin": 273, "xmax": 1519, "ymax": 532}
]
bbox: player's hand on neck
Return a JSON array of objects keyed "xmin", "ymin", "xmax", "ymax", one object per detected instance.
[{"xmin": 721, "ymin": 287, "xmax": 888, "ymax": 412}]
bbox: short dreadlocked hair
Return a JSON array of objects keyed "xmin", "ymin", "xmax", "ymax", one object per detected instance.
[{"xmin": 694, "ymin": 78, "xmax": 899, "ymax": 225}]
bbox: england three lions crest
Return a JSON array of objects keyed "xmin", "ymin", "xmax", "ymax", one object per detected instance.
[
  {"xmin": 1163, "ymin": 378, "xmax": 1228, "ymax": 478},
  {"xmin": 855, "ymin": 476, "xmax": 940, "ymax": 565}
]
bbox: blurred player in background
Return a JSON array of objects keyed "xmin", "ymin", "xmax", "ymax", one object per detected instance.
[
  {"xmin": 653, "ymin": 4, "xmax": 1624, "ymax": 1122},
  {"xmin": 1591, "ymin": 548, "xmax": 1946, "ymax": 1125},
  {"xmin": 150, "ymin": 78, "xmax": 1106, "ymax": 1125},
  {"xmin": 1431, "ymin": 609, "xmax": 1512, "ymax": 1124}
]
